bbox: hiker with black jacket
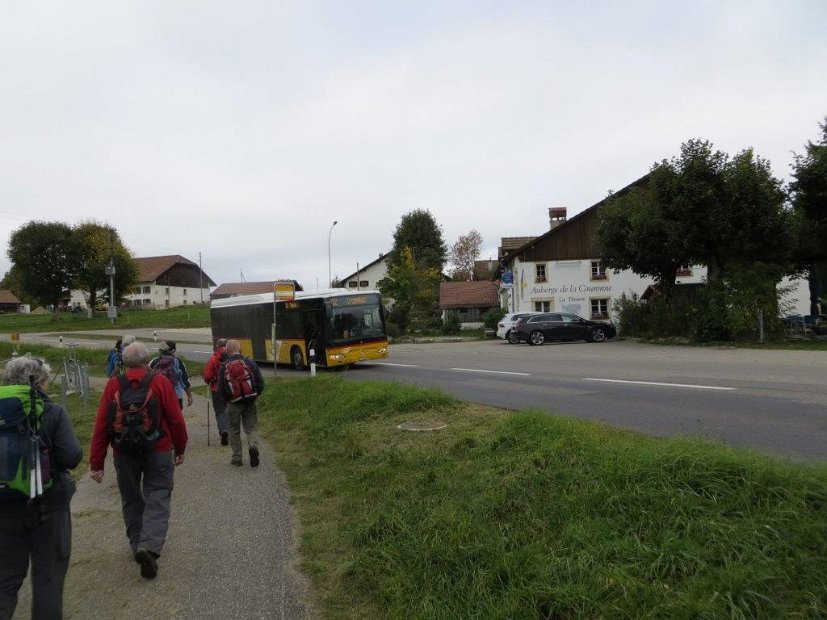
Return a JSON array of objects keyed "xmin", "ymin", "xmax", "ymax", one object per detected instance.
[
  {"xmin": 89, "ymin": 341, "xmax": 188, "ymax": 580},
  {"xmin": 0, "ymin": 355, "xmax": 82, "ymax": 620},
  {"xmin": 217, "ymin": 339, "xmax": 265, "ymax": 467}
]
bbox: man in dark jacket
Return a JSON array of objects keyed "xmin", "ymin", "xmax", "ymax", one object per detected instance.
[
  {"xmin": 218, "ymin": 339, "xmax": 265, "ymax": 467},
  {"xmin": 0, "ymin": 356, "xmax": 83, "ymax": 620},
  {"xmin": 89, "ymin": 341, "xmax": 188, "ymax": 579}
]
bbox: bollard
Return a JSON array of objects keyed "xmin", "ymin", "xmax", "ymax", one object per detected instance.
[
  {"xmin": 59, "ymin": 335, "xmax": 64, "ymax": 348},
  {"xmin": 309, "ymin": 348, "xmax": 317, "ymax": 377},
  {"xmin": 153, "ymin": 330, "xmax": 157, "ymax": 341}
]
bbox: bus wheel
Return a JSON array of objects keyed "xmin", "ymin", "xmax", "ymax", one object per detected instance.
[{"xmin": 290, "ymin": 346, "xmax": 305, "ymax": 370}]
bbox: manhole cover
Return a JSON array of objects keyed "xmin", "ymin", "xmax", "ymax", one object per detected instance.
[{"xmin": 397, "ymin": 420, "xmax": 447, "ymax": 432}]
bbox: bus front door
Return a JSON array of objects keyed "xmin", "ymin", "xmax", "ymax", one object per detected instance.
[{"xmin": 303, "ymin": 310, "xmax": 326, "ymax": 365}]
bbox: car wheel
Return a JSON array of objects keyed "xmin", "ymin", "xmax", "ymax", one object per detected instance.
[
  {"xmin": 589, "ymin": 328, "xmax": 606, "ymax": 343},
  {"xmin": 507, "ymin": 330, "xmax": 520, "ymax": 344},
  {"xmin": 290, "ymin": 346, "xmax": 305, "ymax": 370},
  {"xmin": 529, "ymin": 330, "xmax": 545, "ymax": 346}
]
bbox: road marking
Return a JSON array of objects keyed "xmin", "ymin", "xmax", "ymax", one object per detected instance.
[
  {"xmin": 451, "ymin": 368, "xmax": 531, "ymax": 377},
  {"xmin": 372, "ymin": 362, "xmax": 419, "ymax": 367},
  {"xmin": 584, "ymin": 378, "xmax": 735, "ymax": 391},
  {"xmin": 193, "ymin": 350, "xmax": 213, "ymax": 354}
]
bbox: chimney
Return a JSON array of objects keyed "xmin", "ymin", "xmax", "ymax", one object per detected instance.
[{"xmin": 549, "ymin": 207, "xmax": 567, "ymax": 230}]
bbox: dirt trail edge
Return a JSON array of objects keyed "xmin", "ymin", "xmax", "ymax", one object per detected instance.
[{"xmin": 15, "ymin": 390, "xmax": 316, "ymax": 620}]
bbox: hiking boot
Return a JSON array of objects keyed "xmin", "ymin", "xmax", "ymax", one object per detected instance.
[
  {"xmin": 220, "ymin": 431, "xmax": 228, "ymax": 446},
  {"xmin": 134, "ymin": 548, "xmax": 158, "ymax": 579},
  {"xmin": 231, "ymin": 458, "xmax": 242, "ymax": 466},
  {"xmin": 249, "ymin": 447, "xmax": 260, "ymax": 468}
]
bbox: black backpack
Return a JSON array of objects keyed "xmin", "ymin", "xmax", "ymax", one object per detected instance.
[
  {"xmin": 0, "ymin": 383, "xmax": 52, "ymax": 501},
  {"xmin": 106, "ymin": 375, "xmax": 164, "ymax": 454}
]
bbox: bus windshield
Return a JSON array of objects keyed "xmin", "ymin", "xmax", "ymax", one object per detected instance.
[{"xmin": 329, "ymin": 302, "xmax": 385, "ymax": 343}]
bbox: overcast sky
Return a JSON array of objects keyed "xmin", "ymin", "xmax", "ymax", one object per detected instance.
[{"xmin": 1, "ymin": 1, "xmax": 825, "ymax": 291}]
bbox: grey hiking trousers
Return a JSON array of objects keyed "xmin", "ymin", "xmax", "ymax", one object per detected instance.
[
  {"xmin": 226, "ymin": 400, "xmax": 260, "ymax": 463},
  {"xmin": 114, "ymin": 450, "xmax": 175, "ymax": 556}
]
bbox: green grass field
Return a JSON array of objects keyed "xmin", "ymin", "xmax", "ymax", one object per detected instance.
[
  {"xmin": 0, "ymin": 305, "xmax": 211, "ymax": 333},
  {"xmin": 258, "ymin": 375, "xmax": 827, "ymax": 619}
]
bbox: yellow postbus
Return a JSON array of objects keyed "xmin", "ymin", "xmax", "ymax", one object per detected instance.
[{"xmin": 210, "ymin": 289, "xmax": 389, "ymax": 369}]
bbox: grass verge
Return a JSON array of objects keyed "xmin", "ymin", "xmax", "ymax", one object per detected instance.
[
  {"xmin": 258, "ymin": 375, "xmax": 827, "ymax": 619},
  {"xmin": 0, "ymin": 305, "xmax": 210, "ymax": 333}
]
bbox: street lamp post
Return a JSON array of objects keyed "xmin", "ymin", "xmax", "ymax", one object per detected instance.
[{"xmin": 328, "ymin": 220, "xmax": 338, "ymax": 288}]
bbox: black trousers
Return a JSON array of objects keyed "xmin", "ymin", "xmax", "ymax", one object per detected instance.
[{"xmin": 0, "ymin": 505, "xmax": 72, "ymax": 620}]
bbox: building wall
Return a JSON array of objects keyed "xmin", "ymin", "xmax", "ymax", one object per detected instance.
[
  {"xmin": 502, "ymin": 259, "xmax": 812, "ymax": 319},
  {"xmin": 343, "ymin": 260, "xmax": 388, "ymax": 291},
  {"xmin": 127, "ymin": 284, "xmax": 211, "ymax": 308},
  {"xmin": 69, "ymin": 284, "xmax": 210, "ymax": 309},
  {"xmin": 502, "ymin": 258, "xmax": 706, "ymax": 319}
]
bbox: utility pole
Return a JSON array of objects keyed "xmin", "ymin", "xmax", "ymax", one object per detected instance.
[
  {"xmin": 105, "ymin": 235, "xmax": 116, "ymax": 325},
  {"xmin": 198, "ymin": 251, "xmax": 204, "ymax": 303},
  {"xmin": 328, "ymin": 220, "xmax": 338, "ymax": 288}
]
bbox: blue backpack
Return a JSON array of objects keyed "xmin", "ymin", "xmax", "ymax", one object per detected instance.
[{"xmin": 0, "ymin": 383, "xmax": 52, "ymax": 501}]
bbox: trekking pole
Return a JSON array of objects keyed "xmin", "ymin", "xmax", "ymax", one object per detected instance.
[
  {"xmin": 207, "ymin": 398, "xmax": 211, "ymax": 446},
  {"xmin": 28, "ymin": 375, "xmax": 42, "ymax": 499}
]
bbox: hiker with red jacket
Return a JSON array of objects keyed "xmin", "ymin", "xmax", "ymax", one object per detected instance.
[
  {"xmin": 201, "ymin": 338, "xmax": 229, "ymax": 446},
  {"xmin": 89, "ymin": 341, "xmax": 188, "ymax": 580},
  {"xmin": 217, "ymin": 339, "xmax": 265, "ymax": 467}
]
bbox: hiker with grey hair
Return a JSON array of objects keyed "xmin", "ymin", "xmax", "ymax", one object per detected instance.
[
  {"xmin": 89, "ymin": 341, "xmax": 188, "ymax": 579},
  {"xmin": 0, "ymin": 355, "xmax": 82, "ymax": 619},
  {"xmin": 201, "ymin": 338, "xmax": 229, "ymax": 445}
]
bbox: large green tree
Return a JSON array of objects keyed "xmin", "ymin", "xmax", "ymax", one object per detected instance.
[
  {"xmin": 598, "ymin": 139, "xmax": 790, "ymax": 287},
  {"xmin": 387, "ymin": 209, "xmax": 447, "ymax": 273},
  {"xmin": 7, "ymin": 221, "xmax": 80, "ymax": 306},
  {"xmin": 789, "ymin": 118, "xmax": 827, "ymax": 316},
  {"xmin": 378, "ymin": 247, "xmax": 442, "ymax": 331},
  {"xmin": 73, "ymin": 221, "xmax": 138, "ymax": 312}
]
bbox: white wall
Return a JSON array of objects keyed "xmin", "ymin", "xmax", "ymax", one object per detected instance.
[
  {"xmin": 503, "ymin": 259, "xmax": 812, "ymax": 319},
  {"xmin": 128, "ymin": 284, "xmax": 210, "ymax": 308},
  {"xmin": 70, "ymin": 285, "xmax": 210, "ymax": 309},
  {"xmin": 503, "ymin": 258, "xmax": 706, "ymax": 319},
  {"xmin": 343, "ymin": 260, "xmax": 388, "ymax": 291}
]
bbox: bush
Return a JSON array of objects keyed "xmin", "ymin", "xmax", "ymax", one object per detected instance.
[
  {"xmin": 442, "ymin": 312, "xmax": 460, "ymax": 335},
  {"xmin": 482, "ymin": 307, "xmax": 506, "ymax": 330},
  {"xmin": 385, "ymin": 321, "xmax": 402, "ymax": 339},
  {"xmin": 615, "ymin": 275, "xmax": 787, "ymax": 342}
]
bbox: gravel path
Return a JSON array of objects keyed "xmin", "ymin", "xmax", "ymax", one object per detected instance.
[{"xmin": 14, "ymin": 390, "xmax": 316, "ymax": 619}]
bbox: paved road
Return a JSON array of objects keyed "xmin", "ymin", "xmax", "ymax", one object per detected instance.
[
  {"xmin": 9, "ymin": 331, "xmax": 827, "ymax": 460},
  {"xmin": 342, "ymin": 339, "xmax": 827, "ymax": 461}
]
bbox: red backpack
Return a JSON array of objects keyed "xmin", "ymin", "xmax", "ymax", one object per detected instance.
[
  {"xmin": 106, "ymin": 375, "xmax": 164, "ymax": 454},
  {"xmin": 223, "ymin": 358, "xmax": 258, "ymax": 403}
]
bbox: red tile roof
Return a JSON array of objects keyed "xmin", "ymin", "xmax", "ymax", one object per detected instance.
[
  {"xmin": 0, "ymin": 290, "xmax": 21, "ymax": 304},
  {"xmin": 211, "ymin": 280, "xmax": 303, "ymax": 298},
  {"xmin": 136, "ymin": 255, "xmax": 196, "ymax": 282},
  {"xmin": 211, "ymin": 282, "xmax": 277, "ymax": 297},
  {"xmin": 439, "ymin": 281, "xmax": 500, "ymax": 309}
]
